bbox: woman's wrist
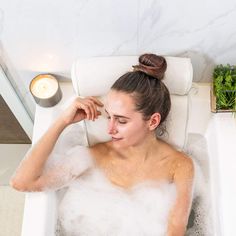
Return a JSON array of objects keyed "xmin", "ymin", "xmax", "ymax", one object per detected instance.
[{"xmin": 53, "ymin": 116, "xmax": 71, "ymax": 131}]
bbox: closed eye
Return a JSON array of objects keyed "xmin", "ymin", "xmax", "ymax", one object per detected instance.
[
  {"xmin": 106, "ymin": 116, "xmax": 127, "ymax": 124},
  {"xmin": 105, "ymin": 109, "xmax": 130, "ymax": 125},
  {"xmin": 118, "ymin": 119, "xmax": 127, "ymax": 124}
]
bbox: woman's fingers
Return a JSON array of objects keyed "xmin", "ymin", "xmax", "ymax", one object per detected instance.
[
  {"xmin": 89, "ymin": 100, "xmax": 100, "ymax": 120},
  {"xmin": 88, "ymin": 100, "xmax": 99, "ymax": 120},
  {"xmin": 85, "ymin": 97, "xmax": 103, "ymax": 120},
  {"xmin": 73, "ymin": 96, "xmax": 103, "ymax": 121},
  {"xmin": 88, "ymin": 96, "xmax": 104, "ymax": 107},
  {"xmin": 79, "ymin": 103, "xmax": 91, "ymax": 120},
  {"xmin": 89, "ymin": 97, "xmax": 104, "ymax": 120}
]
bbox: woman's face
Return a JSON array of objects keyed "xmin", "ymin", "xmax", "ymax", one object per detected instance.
[{"xmin": 105, "ymin": 90, "xmax": 150, "ymax": 148}]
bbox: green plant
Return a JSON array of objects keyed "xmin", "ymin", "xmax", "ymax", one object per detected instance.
[{"xmin": 213, "ymin": 64, "xmax": 236, "ymax": 110}]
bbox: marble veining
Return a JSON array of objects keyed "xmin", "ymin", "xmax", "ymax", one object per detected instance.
[{"xmin": 1, "ymin": 0, "xmax": 236, "ymax": 117}]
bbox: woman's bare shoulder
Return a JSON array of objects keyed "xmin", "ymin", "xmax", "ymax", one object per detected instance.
[
  {"xmin": 158, "ymin": 140, "xmax": 194, "ymax": 176},
  {"xmin": 167, "ymin": 146, "xmax": 192, "ymax": 166},
  {"xmin": 88, "ymin": 141, "xmax": 112, "ymax": 162},
  {"xmin": 159, "ymin": 140, "xmax": 193, "ymax": 165},
  {"xmin": 171, "ymin": 151, "xmax": 194, "ymax": 180}
]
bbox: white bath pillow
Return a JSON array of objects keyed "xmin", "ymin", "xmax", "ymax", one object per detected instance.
[{"xmin": 71, "ymin": 56, "xmax": 193, "ymax": 96}]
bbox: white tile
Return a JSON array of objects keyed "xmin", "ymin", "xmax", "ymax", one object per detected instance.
[
  {"xmin": 0, "ymin": 186, "xmax": 25, "ymax": 236},
  {"xmin": 0, "ymin": 144, "xmax": 31, "ymax": 185}
]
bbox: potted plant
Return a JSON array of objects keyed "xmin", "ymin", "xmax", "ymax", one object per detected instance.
[{"xmin": 211, "ymin": 64, "xmax": 236, "ymax": 112}]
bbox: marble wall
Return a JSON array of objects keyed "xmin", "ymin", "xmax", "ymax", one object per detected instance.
[{"xmin": 1, "ymin": 0, "xmax": 236, "ymax": 118}]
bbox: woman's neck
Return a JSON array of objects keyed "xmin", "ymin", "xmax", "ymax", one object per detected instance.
[{"xmin": 110, "ymin": 134, "xmax": 162, "ymax": 163}]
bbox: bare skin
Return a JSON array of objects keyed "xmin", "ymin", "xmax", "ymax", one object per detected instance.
[
  {"xmin": 10, "ymin": 91, "xmax": 194, "ymax": 236},
  {"xmin": 91, "ymin": 140, "xmax": 177, "ymax": 189}
]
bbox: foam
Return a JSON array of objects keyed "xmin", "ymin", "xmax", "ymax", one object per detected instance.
[
  {"xmin": 58, "ymin": 169, "xmax": 176, "ymax": 236},
  {"xmin": 41, "ymin": 145, "xmax": 94, "ymax": 192},
  {"xmin": 184, "ymin": 134, "xmax": 213, "ymax": 236}
]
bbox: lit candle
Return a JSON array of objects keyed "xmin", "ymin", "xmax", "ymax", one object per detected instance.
[{"xmin": 30, "ymin": 74, "xmax": 62, "ymax": 107}]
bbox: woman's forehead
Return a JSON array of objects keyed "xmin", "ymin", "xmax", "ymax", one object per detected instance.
[{"xmin": 104, "ymin": 91, "xmax": 136, "ymax": 113}]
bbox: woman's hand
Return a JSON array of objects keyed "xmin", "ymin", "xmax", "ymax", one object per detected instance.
[{"xmin": 59, "ymin": 96, "xmax": 104, "ymax": 126}]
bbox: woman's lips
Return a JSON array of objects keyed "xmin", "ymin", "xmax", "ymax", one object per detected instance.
[{"xmin": 112, "ymin": 137, "xmax": 123, "ymax": 141}]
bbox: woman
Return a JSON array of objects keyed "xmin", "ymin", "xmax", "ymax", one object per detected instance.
[{"xmin": 10, "ymin": 54, "xmax": 194, "ymax": 236}]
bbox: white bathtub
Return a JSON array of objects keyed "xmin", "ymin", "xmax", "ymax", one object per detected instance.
[{"xmin": 21, "ymin": 82, "xmax": 236, "ymax": 236}]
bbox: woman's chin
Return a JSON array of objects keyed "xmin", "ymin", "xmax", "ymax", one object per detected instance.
[{"xmin": 111, "ymin": 138, "xmax": 127, "ymax": 147}]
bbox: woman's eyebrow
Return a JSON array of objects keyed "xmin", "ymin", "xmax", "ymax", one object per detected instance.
[{"xmin": 104, "ymin": 109, "xmax": 130, "ymax": 119}]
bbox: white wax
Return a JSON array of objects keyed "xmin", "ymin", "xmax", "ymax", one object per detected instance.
[{"xmin": 31, "ymin": 76, "xmax": 58, "ymax": 99}]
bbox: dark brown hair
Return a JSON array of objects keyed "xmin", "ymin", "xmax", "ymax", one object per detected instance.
[{"xmin": 111, "ymin": 53, "xmax": 171, "ymax": 134}]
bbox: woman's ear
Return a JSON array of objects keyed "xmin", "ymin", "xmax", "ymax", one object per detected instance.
[{"xmin": 148, "ymin": 113, "xmax": 161, "ymax": 131}]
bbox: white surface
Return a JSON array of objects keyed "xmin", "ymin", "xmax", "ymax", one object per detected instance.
[
  {"xmin": 71, "ymin": 56, "xmax": 193, "ymax": 96},
  {"xmin": 0, "ymin": 144, "xmax": 31, "ymax": 185},
  {"xmin": 211, "ymin": 114, "xmax": 236, "ymax": 236},
  {"xmin": 22, "ymin": 191, "xmax": 57, "ymax": 236},
  {"xmin": 0, "ymin": 186, "xmax": 25, "ymax": 236}
]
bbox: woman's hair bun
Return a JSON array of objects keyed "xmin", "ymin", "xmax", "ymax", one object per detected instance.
[{"xmin": 132, "ymin": 53, "xmax": 167, "ymax": 80}]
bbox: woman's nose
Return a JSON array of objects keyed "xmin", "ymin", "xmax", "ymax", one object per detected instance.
[{"xmin": 107, "ymin": 120, "xmax": 118, "ymax": 135}]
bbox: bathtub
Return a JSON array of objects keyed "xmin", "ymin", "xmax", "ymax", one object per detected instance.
[{"xmin": 21, "ymin": 82, "xmax": 236, "ymax": 236}]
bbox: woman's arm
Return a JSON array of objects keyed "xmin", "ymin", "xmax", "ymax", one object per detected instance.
[
  {"xmin": 10, "ymin": 97, "xmax": 103, "ymax": 192},
  {"xmin": 167, "ymin": 156, "xmax": 194, "ymax": 236}
]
